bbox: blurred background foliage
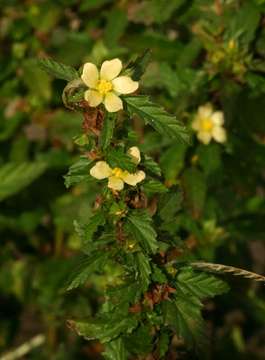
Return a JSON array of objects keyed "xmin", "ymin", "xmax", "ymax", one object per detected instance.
[{"xmin": 0, "ymin": 0, "xmax": 265, "ymax": 359}]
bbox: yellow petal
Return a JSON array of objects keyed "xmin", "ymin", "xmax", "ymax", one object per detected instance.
[
  {"xmin": 104, "ymin": 92, "xmax": 123, "ymax": 112},
  {"xmin": 108, "ymin": 176, "xmax": 124, "ymax": 191},
  {"xmin": 81, "ymin": 63, "xmax": 99, "ymax": 88},
  {"xmin": 122, "ymin": 170, "xmax": 145, "ymax": 186},
  {"xmin": 212, "ymin": 126, "xmax": 227, "ymax": 143},
  {"xmin": 127, "ymin": 146, "xmax": 141, "ymax": 164},
  {"xmin": 197, "ymin": 131, "xmax": 212, "ymax": 145},
  {"xmin": 100, "ymin": 58, "xmax": 122, "ymax": 81},
  {"xmin": 90, "ymin": 161, "xmax": 112, "ymax": 180},
  {"xmin": 112, "ymin": 76, "xmax": 139, "ymax": 94},
  {"xmin": 211, "ymin": 111, "xmax": 224, "ymax": 125},
  {"xmin": 84, "ymin": 89, "xmax": 103, "ymax": 107},
  {"xmin": 198, "ymin": 104, "xmax": 213, "ymax": 119},
  {"xmin": 192, "ymin": 117, "xmax": 200, "ymax": 131}
]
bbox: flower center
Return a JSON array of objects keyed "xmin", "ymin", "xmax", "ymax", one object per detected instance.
[
  {"xmin": 112, "ymin": 167, "xmax": 124, "ymax": 178},
  {"xmin": 96, "ymin": 79, "xmax": 113, "ymax": 95},
  {"xmin": 201, "ymin": 118, "xmax": 213, "ymax": 132}
]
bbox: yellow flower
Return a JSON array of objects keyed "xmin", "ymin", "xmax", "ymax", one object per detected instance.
[
  {"xmin": 192, "ymin": 104, "xmax": 227, "ymax": 145},
  {"xmin": 227, "ymin": 39, "xmax": 237, "ymax": 52},
  {"xmin": 89, "ymin": 146, "xmax": 145, "ymax": 191},
  {"xmin": 81, "ymin": 58, "xmax": 139, "ymax": 112}
]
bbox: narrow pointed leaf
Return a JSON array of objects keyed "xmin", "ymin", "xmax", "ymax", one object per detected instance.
[
  {"xmin": 123, "ymin": 95, "xmax": 190, "ymax": 143},
  {"xmin": 125, "ymin": 210, "xmax": 158, "ymax": 254},
  {"xmin": 191, "ymin": 262, "xmax": 265, "ymax": 282},
  {"xmin": 176, "ymin": 268, "xmax": 229, "ymax": 300},
  {"xmin": 100, "ymin": 113, "xmax": 116, "ymax": 150},
  {"xmin": 134, "ymin": 252, "xmax": 151, "ymax": 291},
  {"xmin": 66, "ymin": 253, "xmax": 108, "ymax": 291},
  {"xmin": 69, "ymin": 315, "xmax": 138, "ymax": 343},
  {"xmin": 38, "ymin": 58, "xmax": 79, "ymax": 81}
]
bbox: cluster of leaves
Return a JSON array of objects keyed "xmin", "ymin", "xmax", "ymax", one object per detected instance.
[{"xmin": 1, "ymin": 0, "xmax": 265, "ymax": 359}]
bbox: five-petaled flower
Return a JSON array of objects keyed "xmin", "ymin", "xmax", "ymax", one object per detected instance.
[
  {"xmin": 81, "ymin": 58, "xmax": 138, "ymax": 113},
  {"xmin": 90, "ymin": 146, "xmax": 145, "ymax": 191},
  {"xmin": 192, "ymin": 104, "xmax": 227, "ymax": 145}
]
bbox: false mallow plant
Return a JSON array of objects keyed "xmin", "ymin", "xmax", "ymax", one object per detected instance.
[{"xmin": 39, "ymin": 52, "xmax": 265, "ymax": 359}]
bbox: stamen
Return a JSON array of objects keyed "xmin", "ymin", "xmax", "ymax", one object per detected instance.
[
  {"xmin": 201, "ymin": 118, "xmax": 213, "ymax": 132},
  {"xmin": 97, "ymin": 79, "xmax": 113, "ymax": 95},
  {"xmin": 112, "ymin": 167, "xmax": 124, "ymax": 178}
]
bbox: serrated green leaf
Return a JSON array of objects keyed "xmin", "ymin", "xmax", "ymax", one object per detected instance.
[
  {"xmin": 71, "ymin": 315, "xmax": 138, "ymax": 343},
  {"xmin": 100, "ymin": 113, "xmax": 116, "ymax": 150},
  {"xmin": 0, "ymin": 162, "xmax": 47, "ymax": 202},
  {"xmin": 143, "ymin": 154, "xmax": 162, "ymax": 176},
  {"xmin": 106, "ymin": 282, "xmax": 140, "ymax": 310},
  {"xmin": 38, "ymin": 58, "xmax": 79, "ymax": 81},
  {"xmin": 74, "ymin": 211, "xmax": 105, "ymax": 247},
  {"xmin": 106, "ymin": 148, "xmax": 136, "ymax": 172},
  {"xmin": 176, "ymin": 268, "xmax": 229, "ymax": 301},
  {"xmin": 162, "ymin": 297, "xmax": 206, "ymax": 350},
  {"xmin": 134, "ymin": 252, "xmax": 151, "ymax": 292},
  {"xmin": 124, "ymin": 95, "xmax": 190, "ymax": 143},
  {"xmin": 143, "ymin": 179, "xmax": 168, "ymax": 194},
  {"xmin": 64, "ymin": 156, "xmax": 93, "ymax": 188},
  {"xmin": 173, "ymin": 295, "xmax": 206, "ymax": 349},
  {"xmin": 125, "ymin": 210, "xmax": 158, "ymax": 254},
  {"xmin": 103, "ymin": 338, "xmax": 127, "ymax": 360},
  {"xmin": 161, "ymin": 269, "xmax": 229, "ymax": 350},
  {"xmin": 66, "ymin": 253, "xmax": 108, "ymax": 291}
]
